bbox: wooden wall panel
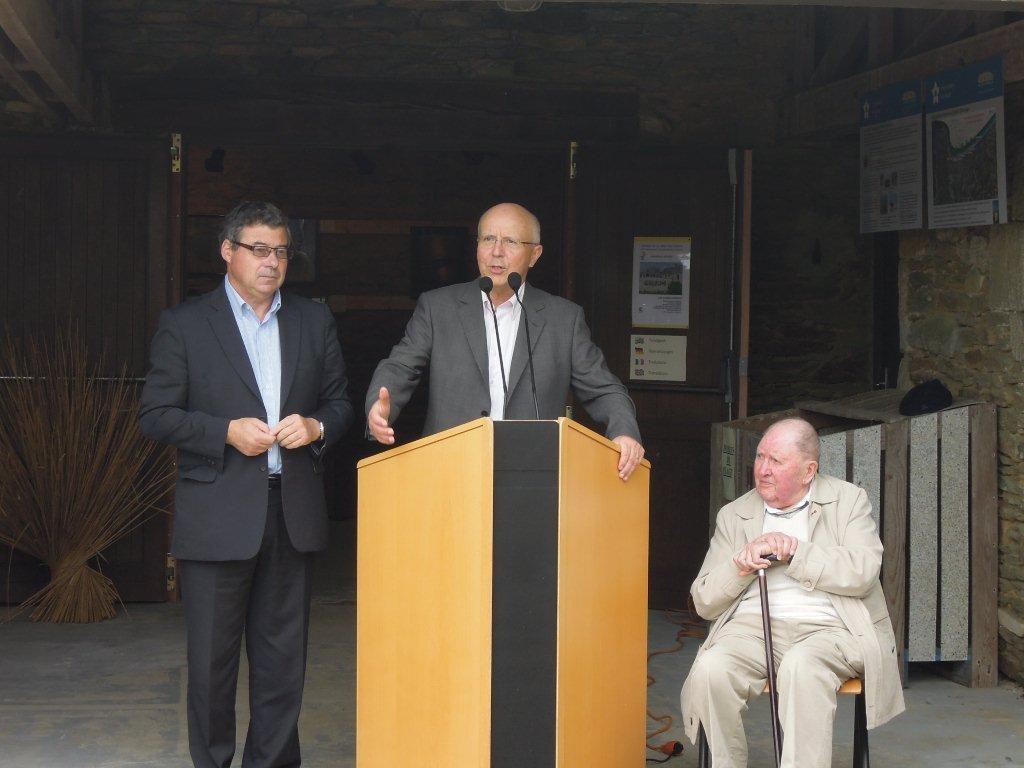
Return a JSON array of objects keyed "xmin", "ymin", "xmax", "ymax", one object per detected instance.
[
  {"xmin": 0, "ymin": 135, "xmax": 173, "ymax": 603},
  {"xmin": 0, "ymin": 158, "xmax": 8, "ymax": 325},
  {"xmin": 0, "ymin": 139, "xmax": 170, "ymax": 377}
]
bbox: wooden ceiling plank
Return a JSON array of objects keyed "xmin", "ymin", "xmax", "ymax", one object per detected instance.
[
  {"xmin": 791, "ymin": 7, "xmax": 817, "ymax": 91},
  {"xmin": 810, "ymin": 16, "xmax": 869, "ymax": 87},
  {"xmin": 781, "ymin": 18, "xmax": 1024, "ymax": 138},
  {"xmin": 867, "ymin": 8, "xmax": 895, "ymax": 69},
  {"xmin": 0, "ymin": 0, "xmax": 93, "ymax": 122},
  {"xmin": 900, "ymin": 10, "xmax": 977, "ymax": 58},
  {"xmin": 973, "ymin": 10, "xmax": 1007, "ymax": 33}
]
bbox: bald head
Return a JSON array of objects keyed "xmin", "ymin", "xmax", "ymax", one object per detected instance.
[
  {"xmin": 478, "ymin": 203, "xmax": 541, "ymax": 243},
  {"xmin": 476, "ymin": 202, "xmax": 544, "ymax": 303},
  {"xmin": 762, "ymin": 418, "xmax": 820, "ymax": 462},
  {"xmin": 753, "ymin": 418, "xmax": 820, "ymax": 508}
]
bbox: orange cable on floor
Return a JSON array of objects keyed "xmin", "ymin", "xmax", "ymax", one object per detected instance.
[{"xmin": 645, "ymin": 601, "xmax": 707, "ymax": 763}]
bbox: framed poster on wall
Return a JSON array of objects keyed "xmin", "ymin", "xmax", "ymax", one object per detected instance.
[{"xmin": 631, "ymin": 236, "xmax": 691, "ymax": 328}]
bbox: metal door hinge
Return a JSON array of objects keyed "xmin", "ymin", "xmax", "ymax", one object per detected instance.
[
  {"xmin": 569, "ymin": 140, "xmax": 578, "ymax": 180},
  {"xmin": 166, "ymin": 554, "xmax": 178, "ymax": 593},
  {"xmin": 170, "ymin": 133, "xmax": 182, "ymax": 173}
]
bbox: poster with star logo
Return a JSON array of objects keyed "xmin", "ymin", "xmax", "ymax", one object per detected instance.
[
  {"xmin": 859, "ymin": 79, "xmax": 923, "ymax": 233},
  {"xmin": 925, "ymin": 57, "xmax": 1007, "ymax": 229}
]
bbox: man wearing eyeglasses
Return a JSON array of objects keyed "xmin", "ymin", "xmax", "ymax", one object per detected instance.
[
  {"xmin": 139, "ymin": 201, "xmax": 353, "ymax": 768},
  {"xmin": 366, "ymin": 201, "xmax": 644, "ymax": 481}
]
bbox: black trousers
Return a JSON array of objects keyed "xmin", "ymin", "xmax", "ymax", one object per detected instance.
[{"xmin": 179, "ymin": 488, "xmax": 314, "ymax": 768}]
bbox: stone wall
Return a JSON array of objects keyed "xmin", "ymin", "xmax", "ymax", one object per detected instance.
[
  {"xmin": 899, "ymin": 83, "xmax": 1024, "ymax": 682},
  {"xmin": 749, "ymin": 139, "xmax": 875, "ymax": 414}
]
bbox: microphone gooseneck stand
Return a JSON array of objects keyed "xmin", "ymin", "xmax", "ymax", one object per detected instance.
[
  {"xmin": 506, "ymin": 272, "xmax": 540, "ymax": 419},
  {"xmin": 478, "ymin": 276, "xmax": 509, "ymax": 416}
]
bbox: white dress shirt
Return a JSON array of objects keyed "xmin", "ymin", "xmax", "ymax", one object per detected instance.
[
  {"xmin": 480, "ymin": 284, "xmax": 524, "ymax": 420},
  {"xmin": 224, "ymin": 276, "xmax": 283, "ymax": 474},
  {"xmin": 733, "ymin": 489, "xmax": 840, "ymax": 621}
]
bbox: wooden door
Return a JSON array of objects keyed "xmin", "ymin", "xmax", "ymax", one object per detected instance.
[
  {"xmin": 571, "ymin": 146, "xmax": 735, "ymax": 608},
  {"xmin": 0, "ymin": 134, "xmax": 174, "ymax": 603}
]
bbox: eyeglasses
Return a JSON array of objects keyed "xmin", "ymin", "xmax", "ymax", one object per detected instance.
[
  {"xmin": 231, "ymin": 241, "xmax": 290, "ymax": 260},
  {"xmin": 477, "ymin": 235, "xmax": 540, "ymax": 249}
]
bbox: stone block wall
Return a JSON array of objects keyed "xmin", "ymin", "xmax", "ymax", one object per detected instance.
[{"xmin": 900, "ymin": 83, "xmax": 1024, "ymax": 682}]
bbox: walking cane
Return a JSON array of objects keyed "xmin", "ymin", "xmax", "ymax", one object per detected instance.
[{"xmin": 760, "ymin": 554, "xmax": 783, "ymax": 768}]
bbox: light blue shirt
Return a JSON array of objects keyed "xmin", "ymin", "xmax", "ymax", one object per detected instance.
[{"xmin": 224, "ymin": 276, "xmax": 283, "ymax": 475}]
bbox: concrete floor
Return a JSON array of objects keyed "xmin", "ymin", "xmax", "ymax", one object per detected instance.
[{"xmin": 1, "ymin": 522, "xmax": 1022, "ymax": 767}]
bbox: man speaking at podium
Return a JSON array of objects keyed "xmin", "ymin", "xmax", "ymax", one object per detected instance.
[{"xmin": 366, "ymin": 202, "xmax": 644, "ymax": 481}]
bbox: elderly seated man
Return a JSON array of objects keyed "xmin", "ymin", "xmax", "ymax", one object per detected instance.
[{"xmin": 680, "ymin": 417, "xmax": 904, "ymax": 768}]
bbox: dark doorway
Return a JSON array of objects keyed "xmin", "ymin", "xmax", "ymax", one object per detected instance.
[{"xmin": 873, "ymin": 231, "xmax": 901, "ymax": 390}]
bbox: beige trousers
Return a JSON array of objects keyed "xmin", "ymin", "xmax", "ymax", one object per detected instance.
[{"xmin": 682, "ymin": 613, "xmax": 864, "ymax": 768}]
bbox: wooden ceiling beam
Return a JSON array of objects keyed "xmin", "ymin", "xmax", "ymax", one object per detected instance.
[
  {"xmin": 780, "ymin": 18, "xmax": 1024, "ymax": 138},
  {"xmin": 111, "ymin": 77, "xmax": 640, "ymax": 151},
  {"xmin": 0, "ymin": 30, "xmax": 58, "ymax": 121},
  {"xmin": 537, "ymin": 0, "xmax": 1024, "ymax": 10},
  {"xmin": 0, "ymin": 0, "xmax": 93, "ymax": 123}
]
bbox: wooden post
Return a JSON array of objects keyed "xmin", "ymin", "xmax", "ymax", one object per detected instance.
[
  {"xmin": 709, "ymin": 422, "xmax": 725, "ymax": 537},
  {"xmin": 163, "ymin": 132, "xmax": 184, "ymax": 602},
  {"xmin": 562, "ymin": 140, "xmax": 578, "ymax": 302},
  {"xmin": 968, "ymin": 404, "xmax": 999, "ymax": 687},
  {"xmin": 737, "ymin": 150, "xmax": 752, "ymax": 419},
  {"xmin": 882, "ymin": 420, "xmax": 909, "ymax": 685}
]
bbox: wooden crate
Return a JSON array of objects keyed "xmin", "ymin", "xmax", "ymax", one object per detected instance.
[{"xmin": 708, "ymin": 393, "xmax": 998, "ymax": 687}]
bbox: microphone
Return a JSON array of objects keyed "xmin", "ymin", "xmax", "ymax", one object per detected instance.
[
  {"xmin": 507, "ymin": 272, "xmax": 540, "ymax": 419},
  {"xmin": 478, "ymin": 276, "xmax": 509, "ymax": 416}
]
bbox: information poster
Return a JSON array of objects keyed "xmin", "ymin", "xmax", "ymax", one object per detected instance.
[
  {"xmin": 721, "ymin": 427, "xmax": 737, "ymax": 501},
  {"xmin": 629, "ymin": 334, "xmax": 686, "ymax": 383},
  {"xmin": 631, "ymin": 237, "xmax": 690, "ymax": 329},
  {"xmin": 859, "ymin": 80, "xmax": 923, "ymax": 233},
  {"xmin": 926, "ymin": 57, "xmax": 1007, "ymax": 229}
]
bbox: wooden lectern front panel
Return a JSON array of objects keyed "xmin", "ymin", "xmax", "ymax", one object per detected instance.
[
  {"xmin": 556, "ymin": 420, "xmax": 650, "ymax": 768},
  {"xmin": 357, "ymin": 420, "xmax": 495, "ymax": 768},
  {"xmin": 357, "ymin": 418, "xmax": 650, "ymax": 768}
]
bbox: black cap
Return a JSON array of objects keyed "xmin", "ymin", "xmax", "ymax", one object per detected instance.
[{"xmin": 899, "ymin": 379, "xmax": 953, "ymax": 416}]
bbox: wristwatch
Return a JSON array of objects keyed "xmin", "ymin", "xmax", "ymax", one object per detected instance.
[{"xmin": 318, "ymin": 420, "xmax": 325, "ymax": 443}]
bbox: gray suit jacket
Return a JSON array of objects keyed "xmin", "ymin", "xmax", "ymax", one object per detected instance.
[
  {"xmin": 139, "ymin": 285, "xmax": 354, "ymax": 561},
  {"xmin": 365, "ymin": 281, "xmax": 640, "ymax": 441}
]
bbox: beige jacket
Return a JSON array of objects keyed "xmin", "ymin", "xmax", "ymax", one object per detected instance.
[{"xmin": 681, "ymin": 473, "xmax": 905, "ymax": 742}]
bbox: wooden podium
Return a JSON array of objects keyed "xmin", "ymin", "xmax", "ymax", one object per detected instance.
[{"xmin": 356, "ymin": 418, "xmax": 651, "ymax": 768}]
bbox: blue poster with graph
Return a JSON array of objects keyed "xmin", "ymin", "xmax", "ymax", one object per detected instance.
[{"xmin": 925, "ymin": 57, "xmax": 1006, "ymax": 229}]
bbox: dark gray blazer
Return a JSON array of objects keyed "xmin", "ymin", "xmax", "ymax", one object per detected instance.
[
  {"xmin": 365, "ymin": 281, "xmax": 640, "ymax": 441},
  {"xmin": 139, "ymin": 285, "xmax": 354, "ymax": 561}
]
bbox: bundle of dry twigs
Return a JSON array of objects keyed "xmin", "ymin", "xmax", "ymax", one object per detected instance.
[{"xmin": 0, "ymin": 331, "xmax": 173, "ymax": 623}]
